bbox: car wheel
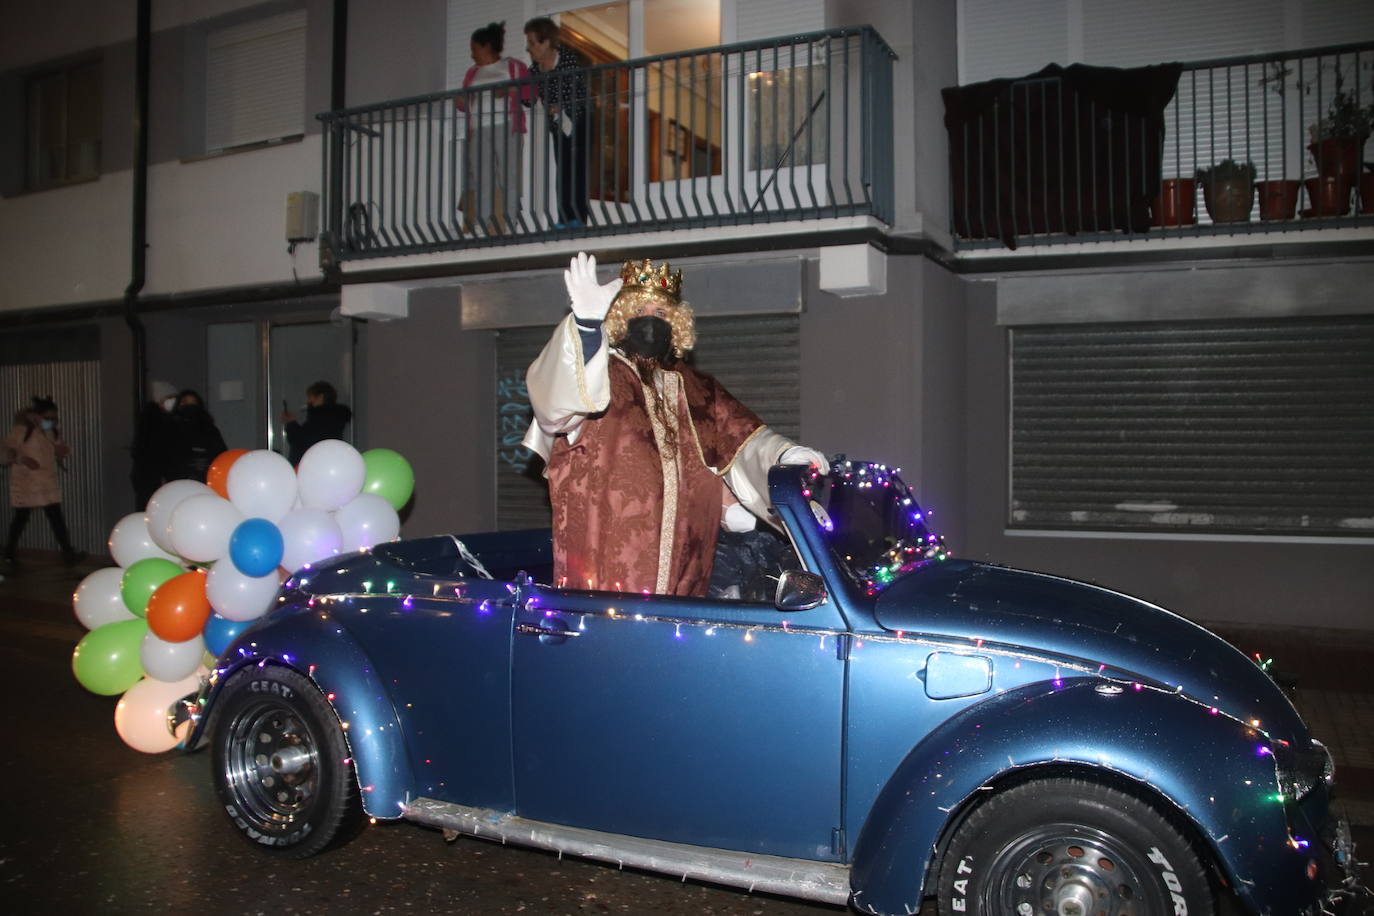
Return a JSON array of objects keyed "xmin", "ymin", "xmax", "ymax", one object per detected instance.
[
  {"xmin": 211, "ymin": 666, "xmax": 361, "ymax": 857},
  {"xmin": 937, "ymin": 777, "xmax": 1214, "ymax": 915}
]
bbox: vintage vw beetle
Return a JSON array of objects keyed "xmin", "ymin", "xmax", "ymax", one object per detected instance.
[{"xmin": 184, "ymin": 460, "xmax": 1366, "ymax": 915}]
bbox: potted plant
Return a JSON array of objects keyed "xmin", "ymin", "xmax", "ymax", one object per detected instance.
[
  {"xmin": 1196, "ymin": 158, "xmax": 1256, "ymax": 223},
  {"xmin": 1151, "ymin": 177, "xmax": 1196, "ymax": 227},
  {"xmin": 1257, "ymin": 177, "xmax": 1300, "ymax": 220},
  {"xmin": 1307, "ymin": 72, "xmax": 1373, "ymax": 202}
]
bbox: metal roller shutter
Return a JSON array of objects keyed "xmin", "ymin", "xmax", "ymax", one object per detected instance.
[
  {"xmin": 495, "ymin": 313, "xmax": 801, "ymax": 530},
  {"xmin": 205, "ymin": 9, "xmax": 306, "ymax": 152},
  {"xmin": 1010, "ymin": 316, "xmax": 1374, "ymax": 536}
]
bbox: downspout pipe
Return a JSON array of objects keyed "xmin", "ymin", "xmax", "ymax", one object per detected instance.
[
  {"xmin": 123, "ymin": 0, "xmax": 151, "ymax": 416},
  {"xmin": 326, "ymin": 0, "xmax": 347, "ymax": 256}
]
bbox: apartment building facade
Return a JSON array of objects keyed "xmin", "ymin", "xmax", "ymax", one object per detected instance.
[{"xmin": 2, "ymin": 0, "xmax": 1371, "ymax": 629}]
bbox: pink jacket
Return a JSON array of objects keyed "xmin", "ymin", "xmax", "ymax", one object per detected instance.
[
  {"xmin": 461, "ymin": 57, "xmax": 532, "ymax": 133},
  {"xmin": 4, "ymin": 423, "xmax": 64, "ymax": 508}
]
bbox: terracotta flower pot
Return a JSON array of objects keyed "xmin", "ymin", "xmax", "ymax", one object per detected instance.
[
  {"xmin": 1309, "ymin": 136, "xmax": 1367, "ymax": 187},
  {"xmin": 1201, "ymin": 177, "xmax": 1254, "ymax": 223},
  {"xmin": 1304, "ymin": 175, "xmax": 1352, "ymax": 217},
  {"xmin": 1257, "ymin": 179, "xmax": 1300, "ymax": 221},
  {"xmin": 1361, "ymin": 172, "xmax": 1374, "ymax": 215},
  {"xmin": 1151, "ymin": 177, "xmax": 1196, "ymax": 227}
]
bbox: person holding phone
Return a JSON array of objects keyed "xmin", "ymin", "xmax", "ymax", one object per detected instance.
[
  {"xmin": 2, "ymin": 396, "xmax": 86, "ymax": 568},
  {"xmin": 282, "ymin": 381, "xmax": 352, "ymax": 466}
]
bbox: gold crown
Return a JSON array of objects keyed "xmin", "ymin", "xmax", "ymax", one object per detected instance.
[{"xmin": 619, "ymin": 258, "xmax": 682, "ymax": 303}]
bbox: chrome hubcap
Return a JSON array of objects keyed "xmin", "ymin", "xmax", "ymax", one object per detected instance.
[
  {"xmin": 223, "ymin": 700, "xmax": 320, "ymax": 832},
  {"xmin": 994, "ymin": 831, "xmax": 1150, "ymax": 916}
]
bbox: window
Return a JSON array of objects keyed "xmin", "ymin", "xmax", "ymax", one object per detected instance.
[
  {"xmin": 204, "ymin": 8, "xmax": 306, "ymax": 153},
  {"xmin": 25, "ymin": 59, "xmax": 101, "ymax": 191},
  {"xmin": 1009, "ymin": 317, "xmax": 1374, "ymax": 537}
]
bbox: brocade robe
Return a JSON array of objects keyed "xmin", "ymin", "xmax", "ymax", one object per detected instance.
[{"xmin": 523, "ymin": 314, "xmax": 799, "ymax": 596}]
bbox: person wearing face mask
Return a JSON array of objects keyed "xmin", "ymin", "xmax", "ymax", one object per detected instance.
[
  {"xmin": 131, "ymin": 380, "xmax": 178, "ymax": 509},
  {"xmin": 523, "ymin": 252, "xmax": 826, "ymax": 597},
  {"xmin": 164, "ymin": 389, "xmax": 227, "ymax": 483},
  {"xmin": 2, "ymin": 396, "xmax": 86, "ymax": 568}
]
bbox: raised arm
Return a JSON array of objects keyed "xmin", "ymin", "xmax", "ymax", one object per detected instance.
[{"xmin": 521, "ymin": 253, "xmax": 624, "ymax": 459}]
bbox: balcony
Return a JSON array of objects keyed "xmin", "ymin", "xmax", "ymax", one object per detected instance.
[
  {"xmin": 318, "ymin": 27, "xmax": 895, "ymax": 263},
  {"xmin": 947, "ymin": 41, "xmax": 1374, "ymax": 251}
]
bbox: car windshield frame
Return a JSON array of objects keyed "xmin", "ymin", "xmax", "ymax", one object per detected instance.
[{"xmin": 804, "ymin": 461, "xmax": 948, "ymax": 595}]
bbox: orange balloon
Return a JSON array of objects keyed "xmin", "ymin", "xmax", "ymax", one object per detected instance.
[
  {"xmin": 206, "ymin": 449, "xmax": 249, "ymax": 499},
  {"xmin": 146, "ymin": 570, "xmax": 212, "ymax": 642}
]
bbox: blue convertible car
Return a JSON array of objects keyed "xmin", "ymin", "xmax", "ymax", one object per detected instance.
[{"xmin": 186, "ymin": 460, "xmax": 1366, "ymax": 915}]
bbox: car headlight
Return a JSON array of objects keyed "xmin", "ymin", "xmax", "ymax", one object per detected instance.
[{"xmin": 1274, "ymin": 738, "xmax": 1334, "ymax": 802}]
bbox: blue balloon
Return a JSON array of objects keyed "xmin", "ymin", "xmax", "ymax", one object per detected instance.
[
  {"xmin": 229, "ymin": 517, "xmax": 284, "ymax": 578},
  {"xmin": 203, "ymin": 612, "xmax": 249, "ymax": 657}
]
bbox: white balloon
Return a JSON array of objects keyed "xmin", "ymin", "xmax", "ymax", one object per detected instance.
[
  {"xmin": 297, "ymin": 439, "xmax": 366, "ymax": 511},
  {"xmin": 226, "ymin": 449, "xmax": 298, "ymax": 522},
  {"xmin": 73, "ymin": 567, "xmax": 138, "ymax": 630},
  {"xmin": 206, "ymin": 560, "xmax": 283, "ymax": 622},
  {"xmin": 335, "ymin": 492, "xmax": 400, "ymax": 552},
  {"xmin": 114, "ymin": 669, "xmax": 207, "ymax": 754},
  {"xmin": 169, "ymin": 493, "xmax": 244, "ymax": 564},
  {"xmin": 145, "ymin": 480, "xmax": 214, "ymax": 553},
  {"xmin": 278, "ymin": 507, "xmax": 344, "ymax": 573},
  {"xmin": 108, "ymin": 513, "xmax": 179, "ymax": 568},
  {"xmin": 139, "ymin": 630, "xmax": 207, "ymax": 682}
]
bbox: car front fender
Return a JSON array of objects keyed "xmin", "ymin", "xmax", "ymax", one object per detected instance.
[
  {"xmin": 849, "ymin": 678, "xmax": 1315, "ymax": 916},
  {"xmin": 188, "ymin": 609, "xmax": 415, "ymax": 821}
]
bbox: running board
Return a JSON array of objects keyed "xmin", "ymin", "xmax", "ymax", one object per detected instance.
[{"xmin": 402, "ymin": 797, "xmax": 851, "ymax": 906}]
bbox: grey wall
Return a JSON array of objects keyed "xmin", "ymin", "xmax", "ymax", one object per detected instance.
[
  {"xmin": 802, "ymin": 256, "xmax": 925, "ymax": 472},
  {"xmin": 347, "ymin": 0, "xmax": 449, "ymax": 107},
  {"xmin": 360, "ymin": 286, "xmax": 496, "ymax": 539},
  {"xmin": 98, "ymin": 316, "xmax": 138, "ymax": 526}
]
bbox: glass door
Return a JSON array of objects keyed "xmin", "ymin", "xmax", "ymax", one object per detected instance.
[{"xmin": 267, "ymin": 321, "xmax": 355, "ymax": 457}]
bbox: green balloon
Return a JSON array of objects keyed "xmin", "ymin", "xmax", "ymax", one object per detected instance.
[
  {"xmin": 72, "ymin": 618, "xmax": 149, "ymax": 695},
  {"xmin": 361, "ymin": 448, "xmax": 415, "ymax": 510},
  {"xmin": 120, "ymin": 557, "xmax": 183, "ymax": 617}
]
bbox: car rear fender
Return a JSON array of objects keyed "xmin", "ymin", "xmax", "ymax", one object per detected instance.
[
  {"xmin": 188, "ymin": 611, "xmax": 414, "ymax": 821},
  {"xmin": 849, "ymin": 679, "xmax": 1306, "ymax": 916}
]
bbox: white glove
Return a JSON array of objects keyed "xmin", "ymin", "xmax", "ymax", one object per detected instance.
[
  {"xmin": 722, "ymin": 501, "xmax": 758, "ymax": 532},
  {"xmin": 564, "ymin": 252, "xmax": 622, "ymax": 322},
  {"xmin": 780, "ymin": 445, "xmax": 828, "ymax": 471}
]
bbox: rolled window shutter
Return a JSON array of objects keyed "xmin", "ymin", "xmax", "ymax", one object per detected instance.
[
  {"xmin": 206, "ymin": 9, "xmax": 307, "ymax": 152},
  {"xmin": 1010, "ymin": 316, "xmax": 1374, "ymax": 535}
]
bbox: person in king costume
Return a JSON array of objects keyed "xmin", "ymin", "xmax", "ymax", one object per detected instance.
[{"xmin": 523, "ymin": 252, "xmax": 825, "ymax": 597}]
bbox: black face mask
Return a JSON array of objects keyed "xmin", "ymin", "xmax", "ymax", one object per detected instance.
[{"xmin": 620, "ymin": 316, "xmax": 673, "ymax": 360}]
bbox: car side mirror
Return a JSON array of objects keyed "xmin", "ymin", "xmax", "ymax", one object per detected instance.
[{"xmin": 775, "ymin": 570, "xmax": 827, "ymax": 611}]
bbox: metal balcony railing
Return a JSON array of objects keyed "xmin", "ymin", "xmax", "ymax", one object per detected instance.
[
  {"xmin": 949, "ymin": 42, "xmax": 1374, "ymax": 250},
  {"xmin": 318, "ymin": 27, "xmax": 895, "ymax": 262}
]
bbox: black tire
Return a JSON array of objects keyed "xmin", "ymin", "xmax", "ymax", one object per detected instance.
[
  {"xmin": 211, "ymin": 666, "xmax": 362, "ymax": 857},
  {"xmin": 937, "ymin": 777, "xmax": 1215, "ymax": 916}
]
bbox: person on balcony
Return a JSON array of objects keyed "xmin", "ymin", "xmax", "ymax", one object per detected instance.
[
  {"xmin": 458, "ymin": 22, "xmax": 530, "ymax": 235},
  {"xmin": 523, "ymin": 253, "xmax": 826, "ymax": 597},
  {"xmin": 524, "ymin": 16, "xmax": 591, "ymax": 227}
]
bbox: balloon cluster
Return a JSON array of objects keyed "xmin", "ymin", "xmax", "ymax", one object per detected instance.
[{"xmin": 70, "ymin": 441, "xmax": 414, "ymax": 753}]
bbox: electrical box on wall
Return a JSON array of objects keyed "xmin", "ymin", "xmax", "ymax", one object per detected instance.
[{"xmin": 286, "ymin": 191, "xmax": 319, "ymax": 242}]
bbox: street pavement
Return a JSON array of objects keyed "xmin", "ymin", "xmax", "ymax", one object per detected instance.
[{"xmin": 0, "ymin": 555, "xmax": 1368, "ymax": 915}]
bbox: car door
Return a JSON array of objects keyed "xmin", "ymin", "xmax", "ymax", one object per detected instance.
[{"xmin": 510, "ymin": 585, "xmax": 848, "ymax": 861}]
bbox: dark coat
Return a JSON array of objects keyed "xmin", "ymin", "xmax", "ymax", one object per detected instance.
[{"xmin": 286, "ymin": 402, "xmax": 353, "ymax": 465}]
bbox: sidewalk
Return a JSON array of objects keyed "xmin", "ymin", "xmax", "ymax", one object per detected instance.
[{"xmin": 5, "ymin": 553, "xmax": 1372, "ymax": 826}]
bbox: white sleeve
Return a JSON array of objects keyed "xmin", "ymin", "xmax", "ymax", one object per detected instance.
[
  {"xmin": 721, "ymin": 427, "xmax": 797, "ymax": 530},
  {"xmin": 521, "ymin": 313, "xmax": 612, "ymax": 460}
]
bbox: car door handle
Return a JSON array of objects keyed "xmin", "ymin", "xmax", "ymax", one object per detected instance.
[{"xmin": 516, "ymin": 621, "xmax": 581, "ymax": 644}]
